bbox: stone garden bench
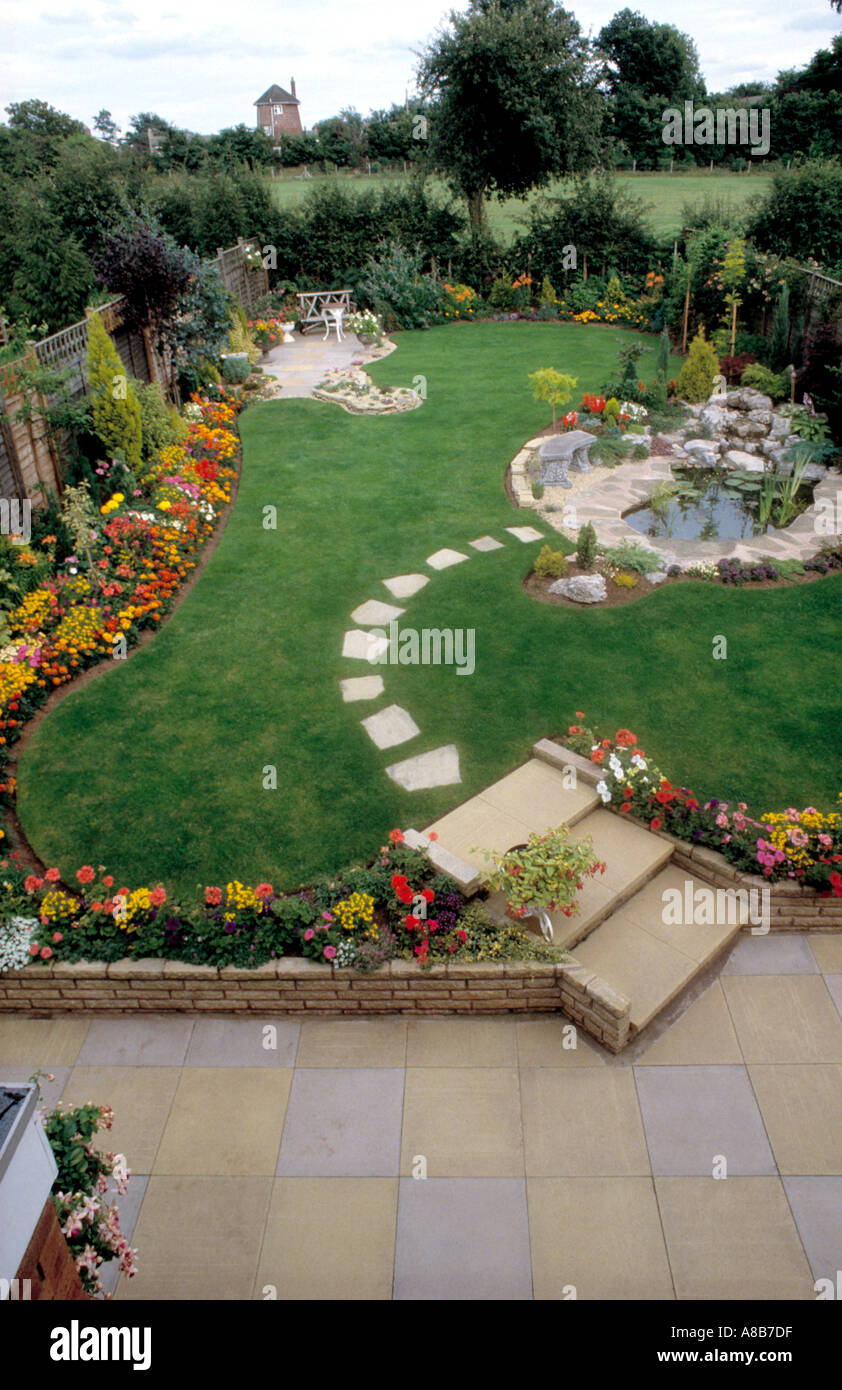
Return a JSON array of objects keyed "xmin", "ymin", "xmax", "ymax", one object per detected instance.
[{"xmin": 538, "ymin": 430, "xmax": 596, "ymax": 488}]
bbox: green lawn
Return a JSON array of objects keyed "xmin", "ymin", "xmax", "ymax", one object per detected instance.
[
  {"xmin": 268, "ymin": 168, "xmax": 774, "ymax": 242},
  {"xmin": 17, "ymin": 322, "xmax": 841, "ymax": 895}
]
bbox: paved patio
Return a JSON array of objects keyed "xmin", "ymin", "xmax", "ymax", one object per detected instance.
[
  {"xmin": 2, "ymin": 930, "xmax": 841, "ymax": 1300},
  {"xmin": 260, "ymin": 329, "xmax": 393, "ymax": 398}
]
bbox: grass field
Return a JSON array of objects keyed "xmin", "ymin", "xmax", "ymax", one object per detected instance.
[
  {"xmin": 268, "ymin": 168, "xmax": 775, "ymax": 242},
  {"xmin": 17, "ymin": 322, "xmax": 840, "ymax": 895}
]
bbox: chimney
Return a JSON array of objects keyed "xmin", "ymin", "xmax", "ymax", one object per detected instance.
[{"xmin": 290, "ymin": 77, "xmax": 296, "ymax": 99}]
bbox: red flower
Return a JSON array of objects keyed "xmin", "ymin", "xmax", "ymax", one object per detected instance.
[
  {"xmin": 650, "ymin": 817, "xmax": 663, "ymax": 831},
  {"xmin": 254, "ymin": 883, "xmax": 273, "ymax": 900},
  {"xmin": 623, "ymin": 787, "xmax": 633, "ymax": 798},
  {"xmin": 396, "ymin": 885, "xmax": 413, "ymax": 905},
  {"xmin": 405, "ymin": 915, "xmax": 420, "ymax": 930},
  {"xmin": 45, "ymin": 867, "xmax": 60, "ymax": 883},
  {"xmin": 103, "ymin": 875, "xmax": 114, "ymax": 888},
  {"xmin": 621, "ymin": 802, "xmax": 632, "ymax": 813},
  {"xmin": 575, "ymin": 710, "xmax": 585, "ymax": 718},
  {"xmin": 391, "ymin": 874, "xmax": 408, "ymax": 889},
  {"xmin": 76, "ymin": 865, "xmax": 95, "ymax": 884},
  {"xmin": 40, "ymin": 946, "xmax": 52, "ymax": 960},
  {"xmin": 601, "ymin": 738, "xmax": 612, "ymax": 749},
  {"xmin": 24, "ymin": 875, "xmax": 42, "ymax": 893},
  {"xmin": 52, "ymin": 931, "xmax": 63, "ymax": 943},
  {"xmin": 388, "ymin": 829, "xmax": 404, "ymax": 844},
  {"xmin": 568, "ymin": 725, "xmax": 583, "ymax": 735},
  {"xmin": 427, "ymin": 831, "xmax": 439, "ymax": 842},
  {"xmin": 150, "ymin": 887, "xmax": 167, "ymax": 908},
  {"xmin": 615, "ymin": 729, "xmax": 637, "ymax": 747},
  {"xmin": 205, "ymin": 886, "xmax": 222, "ymax": 906},
  {"xmin": 421, "ymin": 889, "xmax": 435, "ymax": 903},
  {"xmin": 590, "ymin": 749, "xmax": 605, "ymax": 764}
]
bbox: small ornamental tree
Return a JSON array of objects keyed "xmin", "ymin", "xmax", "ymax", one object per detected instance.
[
  {"xmin": 528, "ymin": 367, "xmax": 578, "ymax": 426},
  {"xmin": 721, "ymin": 236, "xmax": 747, "ymax": 357},
  {"xmin": 676, "ymin": 327, "xmax": 720, "ymax": 404},
  {"xmin": 576, "ymin": 521, "xmax": 597, "ymax": 569},
  {"xmin": 84, "ymin": 311, "xmax": 142, "ymax": 469}
]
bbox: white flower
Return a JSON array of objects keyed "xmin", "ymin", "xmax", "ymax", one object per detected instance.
[
  {"xmin": 608, "ymin": 755, "xmax": 623, "ymax": 778},
  {"xmin": 595, "ymin": 780, "xmax": 611, "ymax": 804},
  {"xmin": 631, "ymin": 754, "xmax": 647, "ymax": 770}
]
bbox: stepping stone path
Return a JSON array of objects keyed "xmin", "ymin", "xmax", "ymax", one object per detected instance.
[
  {"xmin": 387, "ymin": 744, "xmax": 461, "ymax": 791},
  {"xmin": 351, "ymin": 599, "xmax": 405, "ymax": 626},
  {"xmin": 338, "ymin": 525, "xmax": 546, "ymax": 788},
  {"xmin": 342, "ymin": 629, "xmax": 389, "ymax": 662},
  {"xmin": 361, "ymin": 704, "xmax": 421, "ymax": 750},
  {"xmin": 506, "ymin": 526, "xmax": 544, "ymax": 543},
  {"xmin": 340, "ymin": 676, "xmax": 384, "ymax": 703},
  {"xmin": 382, "ymin": 574, "xmax": 429, "ymax": 598},
  {"xmin": 426, "ymin": 548, "xmax": 470, "ymax": 570}
]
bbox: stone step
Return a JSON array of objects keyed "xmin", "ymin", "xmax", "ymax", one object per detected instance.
[
  {"xmin": 571, "ymin": 864, "xmax": 745, "ymax": 1036},
  {"xmin": 423, "ymin": 757, "xmax": 600, "ymax": 873}
]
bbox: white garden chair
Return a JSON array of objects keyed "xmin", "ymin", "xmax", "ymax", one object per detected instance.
[{"xmin": 322, "ymin": 303, "xmax": 345, "ymax": 343}]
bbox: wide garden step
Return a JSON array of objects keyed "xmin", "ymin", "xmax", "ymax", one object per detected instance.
[
  {"xmin": 423, "ymin": 757, "xmax": 599, "ymax": 873},
  {"xmin": 571, "ymin": 864, "xmax": 746, "ymax": 1036}
]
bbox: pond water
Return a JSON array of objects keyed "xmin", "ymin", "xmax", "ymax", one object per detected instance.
[{"xmin": 623, "ymin": 468, "xmax": 813, "ymax": 542}]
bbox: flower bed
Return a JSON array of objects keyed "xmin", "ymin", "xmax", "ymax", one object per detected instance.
[
  {"xmin": 562, "ymin": 716, "xmax": 842, "ymax": 893},
  {"xmin": 0, "ymin": 389, "xmax": 242, "ymax": 818},
  {"xmin": 0, "ymin": 833, "xmax": 561, "ymax": 973}
]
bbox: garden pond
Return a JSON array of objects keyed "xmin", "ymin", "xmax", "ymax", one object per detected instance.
[{"xmin": 623, "ymin": 466, "xmax": 816, "ymax": 542}]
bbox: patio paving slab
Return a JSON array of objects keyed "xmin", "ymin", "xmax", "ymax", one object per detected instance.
[
  {"xmin": 405, "ymin": 1017, "xmax": 518, "ymax": 1068},
  {"xmin": 116, "ymin": 1177, "xmax": 273, "ymax": 1300},
  {"xmin": 62, "ymin": 1066, "xmax": 180, "ymax": 1174},
  {"xmin": 618, "ymin": 865, "xmax": 743, "ymax": 965},
  {"xmin": 394, "ymin": 1178, "xmax": 532, "ymax": 1300},
  {"xmin": 635, "ymin": 983, "xmax": 743, "ymax": 1065},
  {"xmin": 528, "ymin": 1178, "xmax": 674, "ymax": 1300},
  {"xmin": 154, "ymin": 1068, "xmax": 292, "ymax": 1177},
  {"xmin": 654, "ymin": 1177, "xmax": 815, "ymax": 1300},
  {"xmin": 277, "ymin": 1068, "xmax": 404, "ymax": 1177},
  {"xmin": 721, "ymin": 975, "xmax": 842, "ymax": 1063},
  {"xmin": 573, "ymin": 913, "xmax": 702, "ymax": 1033},
  {"xmin": 505, "ymin": 526, "xmax": 544, "ymax": 542},
  {"xmin": 339, "ymin": 675, "xmax": 384, "ymax": 702},
  {"xmin": 825, "ymin": 975, "xmax": 842, "ymax": 1021},
  {"xmin": 184, "ymin": 1017, "xmax": 300, "ymax": 1068},
  {"xmin": 571, "ymin": 811, "xmax": 674, "ymax": 895},
  {"xmin": 295, "ymin": 1018, "xmax": 408, "ymax": 1069},
  {"xmin": 255, "ymin": 1178, "xmax": 398, "ymax": 1301},
  {"xmin": 475, "ymin": 757, "xmax": 599, "ymax": 830},
  {"xmin": 381, "ymin": 573, "xmax": 429, "ymax": 598},
  {"xmin": 100, "ymin": 1173, "xmax": 148, "ymax": 1298},
  {"xmin": 385, "ymin": 743, "xmax": 461, "ymax": 790},
  {"xmin": 782, "ymin": 1177, "xmax": 842, "ymax": 1285},
  {"xmin": 520, "ymin": 1069, "xmax": 650, "ymax": 1177},
  {"xmin": 360, "ymin": 703, "xmax": 421, "ymax": 750},
  {"xmin": 634, "ymin": 1065, "xmax": 776, "ymax": 1176},
  {"xmin": 77, "ymin": 1016, "xmax": 194, "ymax": 1067},
  {"xmin": 515, "ymin": 1018, "xmax": 606, "ymax": 1068},
  {"xmin": 342, "ymin": 628, "xmax": 389, "ymax": 661},
  {"xmin": 748, "ymin": 1064, "xmax": 842, "ymax": 1175},
  {"xmin": 723, "ymin": 933, "xmax": 819, "ymax": 975},
  {"xmin": 469, "ymin": 535, "xmax": 505, "ymax": 551},
  {"xmin": 0, "ymin": 1015, "xmax": 89, "ymax": 1065},
  {"xmin": 808, "ymin": 936, "xmax": 842, "ymax": 973},
  {"xmin": 400, "ymin": 1068, "xmax": 524, "ymax": 1177}
]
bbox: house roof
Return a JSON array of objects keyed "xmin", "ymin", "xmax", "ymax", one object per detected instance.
[{"xmin": 254, "ymin": 84, "xmax": 299, "ymax": 106}]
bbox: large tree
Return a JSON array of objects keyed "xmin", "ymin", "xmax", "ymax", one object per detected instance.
[
  {"xmin": 416, "ymin": 0, "xmax": 602, "ymax": 234},
  {"xmin": 597, "ymin": 9, "xmax": 705, "ymax": 166}
]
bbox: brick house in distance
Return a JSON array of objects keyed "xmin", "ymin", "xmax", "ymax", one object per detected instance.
[{"xmin": 254, "ymin": 82, "xmax": 303, "ymax": 139}]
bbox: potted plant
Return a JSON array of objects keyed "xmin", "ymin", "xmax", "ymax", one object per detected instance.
[{"xmin": 478, "ymin": 825, "xmax": 606, "ymax": 942}]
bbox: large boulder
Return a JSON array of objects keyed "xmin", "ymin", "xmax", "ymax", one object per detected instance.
[
  {"xmin": 768, "ymin": 415, "xmax": 790, "ymax": 440},
  {"xmin": 722, "ymin": 449, "xmax": 766, "ymax": 472},
  {"xmin": 725, "ymin": 388, "xmax": 774, "ymax": 413},
  {"xmin": 548, "ymin": 573, "xmax": 607, "ymax": 604}
]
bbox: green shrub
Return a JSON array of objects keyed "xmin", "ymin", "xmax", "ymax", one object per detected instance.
[
  {"xmin": 589, "ymin": 434, "xmax": 627, "ymax": 466},
  {"xmin": 740, "ymin": 363, "xmax": 790, "ymax": 402},
  {"xmin": 532, "ymin": 482, "xmax": 545, "ymax": 500},
  {"xmin": 576, "ymin": 522, "xmax": 597, "ymax": 569},
  {"xmin": 612, "ymin": 570, "xmax": 639, "ymax": 588},
  {"xmin": 534, "ymin": 543, "xmax": 567, "ymax": 579},
  {"xmin": 601, "ymin": 538, "xmax": 661, "ymax": 574},
  {"xmin": 540, "ymin": 275, "xmax": 558, "ymax": 305},
  {"xmin": 84, "ymin": 312, "xmax": 142, "ymax": 469},
  {"xmin": 676, "ymin": 328, "xmax": 720, "ymax": 404},
  {"xmin": 358, "ymin": 240, "xmax": 445, "ymax": 330},
  {"xmin": 220, "ymin": 355, "xmax": 252, "ymax": 385},
  {"xmin": 488, "ymin": 273, "xmax": 515, "ymax": 310},
  {"xmin": 603, "ymin": 396, "xmax": 621, "ymax": 428},
  {"xmin": 228, "ymin": 306, "xmax": 261, "ymax": 365},
  {"xmin": 631, "ymin": 442, "xmax": 650, "ymax": 460},
  {"xmin": 136, "ymin": 381, "xmax": 189, "ymax": 461}
]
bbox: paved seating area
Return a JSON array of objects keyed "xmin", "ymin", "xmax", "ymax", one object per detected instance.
[{"xmin": 2, "ymin": 943, "xmax": 841, "ymax": 1300}]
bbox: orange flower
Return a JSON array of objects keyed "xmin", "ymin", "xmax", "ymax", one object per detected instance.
[{"xmin": 615, "ymin": 729, "xmax": 637, "ymax": 747}]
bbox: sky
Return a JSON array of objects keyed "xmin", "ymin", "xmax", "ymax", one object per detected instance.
[{"xmin": 0, "ymin": 0, "xmax": 840, "ymax": 135}]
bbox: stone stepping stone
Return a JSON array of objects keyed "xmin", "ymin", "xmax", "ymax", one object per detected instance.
[
  {"xmin": 386, "ymin": 744, "xmax": 461, "ymax": 791},
  {"xmin": 469, "ymin": 536, "xmax": 505, "ymax": 552},
  {"xmin": 342, "ymin": 629, "xmax": 389, "ymax": 662},
  {"xmin": 505, "ymin": 526, "xmax": 544, "ymax": 542},
  {"xmin": 350, "ymin": 598, "xmax": 405, "ymax": 625},
  {"xmin": 426, "ymin": 548, "xmax": 469, "ymax": 570},
  {"xmin": 361, "ymin": 703, "xmax": 421, "ymax": 750},
  {"xmin": 382, "ymin": 573, "xmax": 429, "ymax": 599},
  {"xmin": 339, "ymin": 676, "xmax": 385, "ymax": 703}
]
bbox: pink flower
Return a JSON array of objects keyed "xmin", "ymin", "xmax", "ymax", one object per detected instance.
[
  {"xmin": 321, "ymin": 911, "xmax": 333, "ymax": 922},
  {"xmin": 304, "ymin": 929, "xmax": 314, "ymax": 941},
  {"xmin": 323, "ymin": 945, "xmax": 336, "ymax": 960},
  {"xmin": 819, "ymin": 834, "xmax": 832, "ymax": 848},
  {"xmin": 715, "ymin": 813, "xmax": 728, "ymax": 828},
  {"xmin": 789, "ymin": 828, "xmax": 809, "ymax": 848}
]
